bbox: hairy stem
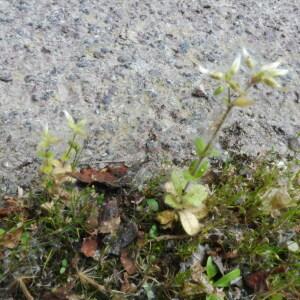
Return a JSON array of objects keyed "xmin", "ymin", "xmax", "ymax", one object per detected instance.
[{"xmin": 183, "ymin": 89, "xmax": 234, "ymax": 193}]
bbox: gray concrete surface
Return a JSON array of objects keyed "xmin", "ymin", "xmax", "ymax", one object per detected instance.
[{"xmin": 0, "ymin": 0, "xmax": 299, "ymax": 194}]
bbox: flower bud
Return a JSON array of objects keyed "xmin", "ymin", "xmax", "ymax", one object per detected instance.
[
  {"xmin": 233, "ymin": 97, "xmax": 254, "ymax": 107},
  {"xmin": 209, "ymin": 72, "xmax": 224, "ymax": 80}
]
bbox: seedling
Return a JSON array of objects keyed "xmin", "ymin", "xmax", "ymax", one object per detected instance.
[
  {"xmin": 205, "ymin": 256, "xmax": 241, "ymax": 300},
  {"xmin": 37, "ymin": 111, "xmax": 86, "ymax": 186},
  {"xmin": 59, "ymin": 258, "xmax": 68, "ymax": 275}
]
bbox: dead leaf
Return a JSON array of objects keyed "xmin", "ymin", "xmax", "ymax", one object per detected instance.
[
  {"xmin": 244, "ymin": 270, "xmax": 269, "ymax": 292},
  {"xmin": 121, "ymin": 272, "xmax": 137, "ymax": 293},
  {"xmin": 120, "ymin": 250, "xmax": 137, "ymax": 275},
  {"xmin": 99, "ymin": 199, "xmax": 120, "ymax": 234},
  {"xmin": 108, "ymin": 163, "xmax": 128, "ymax": 177},
  {"xmin": 80, "ymin": 237, "xmax": 97, "ymax": 258},
  {"xmin": 261, "ymin": 187, "xmax": 296, "ymax": 217},
  {"xmin": 1, "ymin": 227, "xmax": 23, "ymax": 249},
  {"xmin": 156, "ymin": 210, "xmax": 177, "ymax": 229},
  {"xmin": 0, "ymin": 197, "xmax": 23, "ymax": 218},
  {"xmin": 70, "ymin": 163, "xmax": 128, "ymax": 186}
]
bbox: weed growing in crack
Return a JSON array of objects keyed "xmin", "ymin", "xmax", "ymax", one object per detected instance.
[
  {"xmin": 158, "ymin": 49, "xmax": 289, "ymax": 235},
  {"xmin": 37, "ymin": 111, "xmax": 86, "ymax": 188}
]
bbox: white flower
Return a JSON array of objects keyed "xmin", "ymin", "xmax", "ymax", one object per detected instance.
[
  {"xmin": 261, "ymin": 60, "xmax": 288, "ymax": 77},
  {"xmin": 242, "ymin": 48, "xmax": 255, "ymax": 69},
  {"xmin": 64, "ymin": 110, "xmax": 75, "ymax": 125},
  {"xmin": 242, "ymin": 47, "xmax": 250, "ymax": 57},
  {"xmin": 199, "ymin": 65, "xmax": 224, "ymax": 80},
  {"xmin": 199, "ymin": 65, "xmax": 210, "ymax": 74},
  {"xmin": 229, "ymin": 54, "xmax": 241, "ymax": 75}
]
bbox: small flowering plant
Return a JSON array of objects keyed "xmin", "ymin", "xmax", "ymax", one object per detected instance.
[
  {"xmin": 158, "ymin": 49, "xmax": 289, "ymax": 236},
  {"xmin": 37, "ymin": 111, "xmax": 86, "ymax": 181}
]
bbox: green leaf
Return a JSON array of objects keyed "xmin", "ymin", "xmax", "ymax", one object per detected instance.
[
  {"xmin": 206, "ymin": 256, "xmax": 218, "ymax": 280},
  {"xmin": 149, "ymin": 224, "xmax": 158, "ymax": 239},
  {"xmin": 40, "ymin": 164, "xmax": 53, "ymax": 175},
  {"xmin": 189, "ymin": 159, "xmax": 209, "ymax": 179},
  {"xmin": 21, "ymin": 232, "xmax": 30, "ymax": 245},
  {"xmin": 206, "ymin": 295, "xmax": 223, "ymax": 300},
  {"xmin": 146, "ymin": 199, "xmax": 159, "ymax": 212},
  {"xmin": 62, "ymin": 259, "xmax": 68, "ymax": 267},
  {"xmin": 171, "ymin": 169, "xmax": 188, "ymax": 194},
  {"xmin": 213, "ymin": 86, "xmax": 225, "ymax": 96},
  {"xmin": 270, "ymin": 294, "xmax": 284, "ymax": 300},
  {"xmin": 0, "ymin": 228, "xmax": 6, "ymax": 236},
  {"xmin": 194, "ymin": 138, "xmax": 206, "ymax": 156},
  {"xmin": 214, "ymin": 268, "xmax": 241, "ymax": 288},
  {"xmin": 183, "ymin": 184, "xmax": 208, "ymax": 208},
  {"xmin": 165, "ymin": 194, "xmax": 181, "ymax": 209}
]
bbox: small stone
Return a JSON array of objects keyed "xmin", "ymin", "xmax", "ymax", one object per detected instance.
[
  {"xmin": 192, "ymin": 87, "xmax": 207, "ymax": 98},
  {"xmin": 31, "ymin": 91, "xmax": 53, "ymax": 102},
  {"xmin": 178, "ymin": 41, "xmax": 189, "ymax": 54},
  {"xmin": 0, "ymin": 73, "xmax": 13, "ymax": 82},
  {"xmin": 102, "ymin": 94, "xmax": 112, "ymax": 106},
  {"xmin": 24, "ymin": 75, "xmax": 35, "ymax": 83},
  {"xmin": 41, "ymin": 47, "xmax": 51, "ymax": 54},
  {"xmin": 100, "ymin": 47, "xmax": 110, "ymax": 54},
  {"xmin": 93, "ymin": 51, "xmax": 104, "ymax": 59},
  {"xmin": 287, "ymin": 136, "xmax": 300, "ymax": 152},
  {"xmin": 117, "ymin": 55, "xmax": 131, "ymax": 64}
]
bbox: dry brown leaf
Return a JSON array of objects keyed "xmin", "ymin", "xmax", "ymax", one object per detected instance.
[
  {"xmin": 0, "ymin": 197, "xmax": 23, "ymax": 218},
  {"xmin": 244, "ymin": 270, "xmax": 269, "ymax": 292},
  {"xmin": 1, "ymin": 228, "xmax": 23, "ymax": 249},
  {"xmin": 121, "ymin": 272, "xmax": 137, "ymax": 293},
  {"xmin": 156, "ymin": 210, "xmax": 177, "ymax": 229},
  {"xmin": 80, "ymin": 237, "xmax": 97, "ymax": 258},
  {"xmin": 70, "ymin": 163, "xmax": 128, "ymax": 186},
  {"xmin": 120, "ymin": 250, "xmax": 137, "ymax": 275}
]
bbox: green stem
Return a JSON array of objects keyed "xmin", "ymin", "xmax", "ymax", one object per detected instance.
[
  {"xmin": 183, "ymin": 88, "xmax": 234, "ymax": 193},
  {"xmin": 63, "ymin": 133, "xmax": 77, "ymax": 166}
]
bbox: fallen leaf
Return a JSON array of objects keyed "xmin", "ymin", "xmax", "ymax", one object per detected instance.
[
  {"xmin": 99, "ymin": 199, "xmax": 120, "ymax": 234},
  {"xmin": 71, "ymin": 163, "xmax": 128, "ymax": 186},
  {"xmin": 80, "ymin": 237, "xmax": 97, "ymax": 258},
  {"xmin": 0, "ymin": 197, "xmax": 23, "ymax": 218},
  {"xmin": 120, "ymin": 250, "xmax": 137, "ymax": 275},
  {"xmin": 156, "ymin": 210, "xmax": 177, "ymax": 229},
  {"xmin": 108, "ymin": 163, "xmax": 128, "ymax": 177},
  {"xmin": 244, "ymin": 270, "xmax": 269, "ymax": 292},
  {"xmin": 121, "ymin": 272, "xmax": 137, "ymax": 293},
  {"xmin": 1, "ymin": 227, "xmax": 23, "ymax": 249}
]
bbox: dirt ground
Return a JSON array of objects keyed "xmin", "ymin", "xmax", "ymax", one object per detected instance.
[{"xmin": 0, "ymin": 0, "xmax": 299, "ymax": 194}]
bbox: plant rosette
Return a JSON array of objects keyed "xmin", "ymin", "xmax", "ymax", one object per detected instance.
[{"xmin": 157, "ymin": 169, "xmax": 209, "ymax": 236}]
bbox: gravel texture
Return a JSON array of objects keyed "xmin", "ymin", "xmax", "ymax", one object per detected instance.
[{"xmin": 0, "ymin": 0, "xmax": 299, "ymax": 194}]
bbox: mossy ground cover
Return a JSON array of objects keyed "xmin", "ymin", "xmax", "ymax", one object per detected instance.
[{"xmin": 0, "ymin": 153, "xmax": 299, "ymax": 300}]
